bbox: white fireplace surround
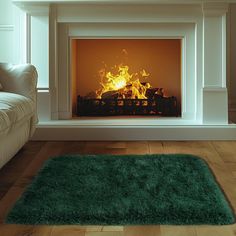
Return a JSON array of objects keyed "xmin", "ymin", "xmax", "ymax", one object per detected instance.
[
  {"xmin": 13, "ymin": 0, "xmax": 236, "ymax": 140},
  {"xmin": 62, "ymin": 23, "xmax": 195, "ymax": 120}
]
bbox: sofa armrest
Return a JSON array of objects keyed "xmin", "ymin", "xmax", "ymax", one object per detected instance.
[
  {"xmin": 0, "ymin": 63, "xmax": 38, "ymax": 137},
  {"xmin": 0, "ymin": 63, "xmax": 38, "ymax": 103}
]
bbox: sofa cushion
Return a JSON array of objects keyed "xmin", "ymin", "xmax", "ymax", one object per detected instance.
[
  {"xmin": 0, "ymin": 92, "xmax": 34, "ymax": 135},
  {"xmin": 0, "ymin": 109, "xmax": 10, "ymax": 135}
]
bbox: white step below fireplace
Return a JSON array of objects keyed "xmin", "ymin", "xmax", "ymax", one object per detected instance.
[{"xmin": 13, "ymin": 0, "xmax": 236, "ymax": 140}]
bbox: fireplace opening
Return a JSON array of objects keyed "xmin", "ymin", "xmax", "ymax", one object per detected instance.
[{"xmin": 71, "ymin": 39, "xmax": 182, "ymax": 117}]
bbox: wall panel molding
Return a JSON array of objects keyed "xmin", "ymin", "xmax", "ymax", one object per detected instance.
[{"xmin": 0, "ymin": 25, "xmax": 14, "ymax": 31}]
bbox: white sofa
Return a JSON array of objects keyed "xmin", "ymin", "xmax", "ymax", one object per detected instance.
[{"xmin": 0, "ymin": 63, "xmax": 38, "ymax": 169}]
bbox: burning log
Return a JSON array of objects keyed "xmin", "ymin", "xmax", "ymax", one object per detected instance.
[
  {"xmin": 146, "ymin": 88, "xmax": 156, "ymax": 99},
  {"xmin": 146, "ymin": 88, "xmax": 164, "ymax": 99},
  {"xmin": 101, "ymin": 90, "xmax": 119, "ymax": 99},
  {"xmin": 117, "ymin": 87, "xmax": 132, "ymax": 99}
]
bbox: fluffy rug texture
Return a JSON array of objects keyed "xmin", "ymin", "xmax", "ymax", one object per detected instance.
[{"xmin": 6, "ymin": 154, "xmax": 235, "ymax": 225}]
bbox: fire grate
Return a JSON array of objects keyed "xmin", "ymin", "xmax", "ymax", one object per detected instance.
[{"xmin": 77, "ymin": 95, "xmax": 178, "ymax": 116}]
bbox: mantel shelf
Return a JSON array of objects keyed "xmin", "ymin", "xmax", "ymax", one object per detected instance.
[
  {"xmin": 12, "ymin": 0, "xmax": 236, "ymax": 5},
  {"xmin": 12, "ymin": 0, "xmax": 234, "ymax": 17}
]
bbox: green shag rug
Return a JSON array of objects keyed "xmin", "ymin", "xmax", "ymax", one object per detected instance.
[{"xmin": 6, "ymin": 154, "xmax": 235, "ymax": 225}]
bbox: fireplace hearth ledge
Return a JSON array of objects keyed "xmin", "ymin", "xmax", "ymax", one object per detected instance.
[{"xmin": 32, "ymin": 122, "xmax": 236, "ymax": 140}]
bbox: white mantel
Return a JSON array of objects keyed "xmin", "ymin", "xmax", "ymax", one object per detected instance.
[
  {"xmin": 12, "ymin": 0, "xmax": 236, "ymax": 4},
  {"xmin": 13, "ymin": 0, "xmax": 236, "ymax": 140},
  {"xmin": 12, "ymin": 0, "xmax": 236, "ymax": 16}
]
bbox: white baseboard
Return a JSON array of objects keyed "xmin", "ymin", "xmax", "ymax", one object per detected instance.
[{"xmin": 32, "ymin": 122, "xmax": 236, "ymax": 140}]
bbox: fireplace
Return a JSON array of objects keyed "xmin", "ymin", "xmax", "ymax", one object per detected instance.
[
  {"xmin": 60, "ymin": 21, "xmax": 196, "ymax": 122},
  {"xmin": 71, "ymin": 39, "xmax": 181, "ymax": 117},
  {"xmin": 14, "ymin": 0, "xmax": 235, "ymax": 140}
]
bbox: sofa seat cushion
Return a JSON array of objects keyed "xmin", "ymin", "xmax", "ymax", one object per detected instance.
[
  {"xmin": 0, "ymin": 110, "xmax": 10, "ymax": 135},
  {"xmin": 0, "ymin": 92, "xmax": 34, "ymax": 135}
]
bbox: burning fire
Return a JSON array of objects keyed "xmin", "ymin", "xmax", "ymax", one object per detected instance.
[{"xmin": 96, "ymin": 64, "xmax": 151, "ymax": 99}]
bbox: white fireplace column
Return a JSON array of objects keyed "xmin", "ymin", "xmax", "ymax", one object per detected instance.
[{"xmin": 202, "ymin": 3, "xmax": 228, "ymax": 124}]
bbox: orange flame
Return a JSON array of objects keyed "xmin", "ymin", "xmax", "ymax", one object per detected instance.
[{"xmin": 96, "ymin": 64, "xmax": 151, "ymax": 99}]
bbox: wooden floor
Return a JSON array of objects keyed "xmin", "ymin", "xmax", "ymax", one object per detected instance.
[{"xmin": 0, "ymin": 141, "xmax": 236, "ymax": 236}]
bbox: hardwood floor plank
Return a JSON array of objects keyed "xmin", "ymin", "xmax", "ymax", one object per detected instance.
[
  {"xmin": 0, "ymin": 186, "xmax": 26, "ymax": 223},
  {"xmin": 160, "ymin": 226, "xmax": 197, "ymax": 236},
  {"xmin": 85, "ymin": 231, "xmax": 124, "ymax": 236},
  {"xmin": 59, "ymin": 141, "xmax": 87, "ymax": 155},
  {"xmin": 204, "ymin": 142, "xmax": 226, "ymax": 164},
  {"xmin": 125, "ymin": 141, "xmax": 149, "ymax": 154},
  {"xmin": 225, "ymin": 163, "xmax": 236, "ymax": 178},
  {"xmin": 148, "ymin": 141, "xmax": 165, "ymax": 154},
  {"xmin": 195, "ymin": 225, "xmax": 235, "ymax": 236},
  {"xmin": 124, "ymin": 226, "xmax": 161, "ymax": 236},
  {"xmin": 162, "ymin": 141, "xmax": 210, "ymax": 158},
  {"xmin": 231, "ymin": 224, "xmax": 236, "ymax": 235},
  {"xmin": 102, "ymin": 226, "xmax": 124, "ymax": 231},
  {"xmin": 50, "ymin": 225, "xmax": 85, "ymax": 236},
  {"xmin": 209, "ymin": 163, "xmax": 236, "ymax": 210},
  {"xmin": 85, "ymin": 232, "xmax": 124, "ymax": 236},
  {"xmin": 0, "ymin": 224, "xmax": 53, "ymax": 236},
  {"xmin": 105, "ymin": 142, "xmax": 127, "ymax": 150},
  {"xmin": 212, "ymin": 141, "xmax": 236, "ymax": 163},
  {"xmin": 85, "ymin": 226, "xmax": 103, "ymax": 231},
  {"xmin": 83, "ymin": 142, "xmax": 126, "ymax": 155}
]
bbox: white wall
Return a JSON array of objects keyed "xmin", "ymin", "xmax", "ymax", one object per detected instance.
[
  {"xmin": 0, "ymin": 0, "xmax": 14, "ymax": 63},
  {"xmin": 0, "ymin": 0, "xmax": 26, "ymax": 64},
  {"xmin": 31, "ymin": 15, "xmax": 49, "ymax": 88}
]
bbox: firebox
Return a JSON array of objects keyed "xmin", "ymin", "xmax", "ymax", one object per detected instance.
[{"xmin": 71, "ymin": 39, "xmax": 181, "ymax": 117}]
